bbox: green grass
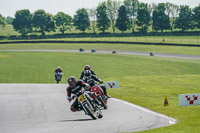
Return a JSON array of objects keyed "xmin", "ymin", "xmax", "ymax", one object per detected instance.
[
  {"xmin": 1, "ymin": 25, "xmax": 200, "ymax": 45},
  {"xmin": 0, "ymin": 43, "xmax": 200, "ymax": 55},
  {"xmin": 36, "ymin": 36, "xmax": 200, "ymax": 45},
  {"xmin": 0, "ymin": 51, "xmax": 200, "ymax": 133}
]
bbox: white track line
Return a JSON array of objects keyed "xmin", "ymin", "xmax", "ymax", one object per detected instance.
[{"xmin": 112, "ymin": 98, "xmax": 178, "ymax": 125}]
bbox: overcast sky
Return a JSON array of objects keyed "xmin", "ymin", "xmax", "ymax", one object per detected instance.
[{"xmin": 0, "ymin": 0, "xmax": 199, "ymax": 17}]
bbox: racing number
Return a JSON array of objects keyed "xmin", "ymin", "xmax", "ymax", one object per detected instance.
[{"xmin": 78, "ymin": 94, "xmax": 86, "ymax": 103}]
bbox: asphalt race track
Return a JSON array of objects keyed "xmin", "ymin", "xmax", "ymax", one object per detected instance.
[
  {"xmin": 0, "ymin": 49, "xmax": 200, "ymax": 59},
  {"xmin": 0, "ymin": 84, "xmax": 177, "ymax": 133}
]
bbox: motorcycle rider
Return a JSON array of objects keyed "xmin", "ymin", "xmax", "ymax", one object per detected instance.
[
  {"xmin": 54, "ymin": 66, "xmax": 63, "ymax": 80},
  {"xmin": 80, "ymin": 65, "xmax": 97, "ymax": 80},
  {"xmin": 83, "ymin": 70, "xmax": 110, "ymax": 99},
  {"xmin": 66, "ymin": 76, "xmax": 97, "ymax": 112}
]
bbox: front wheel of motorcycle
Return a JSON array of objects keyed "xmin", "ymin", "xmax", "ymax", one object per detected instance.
[
  {"xmin": 98, "ymin": 96, "xmax": 107, "ymax": 109},
  {"xmin": 97, "ymin": 110, "xmax": 103, "ymax": 118},
  {"xmin": 84, "ymin": 103, "xmax": 97, "ymax": 120}
]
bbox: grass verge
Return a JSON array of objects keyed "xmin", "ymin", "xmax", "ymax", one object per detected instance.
[
  {"xmin": 0, "ymin": 43, "xmax": 200, "ymax": 55},
  {"xmin": 0, "ymin": 51, "xmax": 200, "ymax": 132}
]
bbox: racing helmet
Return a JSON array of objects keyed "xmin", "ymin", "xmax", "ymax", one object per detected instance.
[
  {"xmin": 84, "ymin": 70, "xmax": 91, "ymax": 78},
  {"xmin": 67, "ymin": 76, "xmax": 76, "ymax": 87},
  {"xmin": 84, "ymin": 65, "xmax": 90, "ymax": 70}
]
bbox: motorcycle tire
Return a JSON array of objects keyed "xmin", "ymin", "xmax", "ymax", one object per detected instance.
[
  {"xmin": 97, "ymin": 110, "xmax": 103, "ymax": 118},
  {"xmin": 84, "ymin": 103, "xmax": 97, "ymax": 120},
  {"xmin": 98, "ymin": 96, "xmax": 107, "ymax": 109}
]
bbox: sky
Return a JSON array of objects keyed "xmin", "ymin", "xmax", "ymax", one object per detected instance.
[{"xmin": 0, "ymin": 0, "xmax": 200, "ymax": 17}]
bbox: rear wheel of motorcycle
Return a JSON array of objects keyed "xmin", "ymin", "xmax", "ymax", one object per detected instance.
[
  {"xmin": 98, "ymin": 96, "xmax": 107, "ymax": 109},
  {"xmin": 57, "ymin": 80, "xmax": 59, "ymax": 84},
  {"xmin": 84, "ymin": 103, "xmax": 97, "ymax": 120}
]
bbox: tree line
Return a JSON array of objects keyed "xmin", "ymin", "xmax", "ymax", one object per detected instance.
[{"xmin": 0, "ymin": 0, "xmax": 200, "ymax": 36}]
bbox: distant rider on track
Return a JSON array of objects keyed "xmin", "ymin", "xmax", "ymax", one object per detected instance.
[{"xmin": 54, "ymin": 66, "xmax": 63, "ymax": 80}]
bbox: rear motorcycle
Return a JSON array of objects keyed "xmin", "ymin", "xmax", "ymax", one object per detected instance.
[
  {"xmin": 91, "ymin": 85, "xmax": 107, "ymax": 109},
  {"xmin": 55, "ymin": 72, "xmax": 63, "ymax": 84},
  {"xmin": 73, "ymin": 89, "xmax": 103, "ymax": 120}
]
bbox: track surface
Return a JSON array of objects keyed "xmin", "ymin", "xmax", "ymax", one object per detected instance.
[
  {"xmin": 0, "ymin": 84, "xmax": 177, "ymax": 133},
  {"xmin": 0, "ymin": 49, "xmax": 200, "ymax": 59}
]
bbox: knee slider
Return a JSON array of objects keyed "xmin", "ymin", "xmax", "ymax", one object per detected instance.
[{"xmin": 71, "ymin": 106, "xmax": 78, "ymax": 112}]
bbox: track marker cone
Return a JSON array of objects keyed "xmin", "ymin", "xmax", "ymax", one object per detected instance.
[{"xmin": 164, "ymin": 94, "xmax": 169, "ymax": 106}]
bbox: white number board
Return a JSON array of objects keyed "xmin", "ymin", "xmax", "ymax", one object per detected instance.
[
  {"xmin": 179, "ymin": 93, "xmax": 200, "ymax": 106},
  {"xmin": 104, "ymin": 81, "xmax": 119, "ymax": 88}
]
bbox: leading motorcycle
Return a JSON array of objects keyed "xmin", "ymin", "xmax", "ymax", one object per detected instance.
[{"xmin": 72, "ymin": 89, "xmax": 103, "ymax": 120}]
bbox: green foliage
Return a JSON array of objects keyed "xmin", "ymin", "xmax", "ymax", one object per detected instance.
[
  {"xmin": 106, "ymin": 0, "xmax": 121, "ymax": 33},
  {"xmin": 54, "ymin": 12, "xmax": 72, "ymax": 34},
  {"xmin": 165, "ymin": 2, "xmax": 179, "ymax": 32},
  {"xmin": 96, "ymin": 2, "xmax": 110, "ymax": 33},
  {"xmin": 32, "ymin": 10, "xmax": 55, "ymax": 35},
  {"xmin": 193, "ymin": 5, "xmax": 200, "ymax": 29},
  {"xmin": 124, "ymin": 0, "xmax": 139, "ymax": 32},
  {"xmin": 0, "ymin": 14, "xmax": 6, "ymax": 29},
  {"xmin": 2, "ymin": 2, "xmax": 200, "ymax": 35},
  {"xmin": 88, "ymin": 8, "xmax": 97, "ymax": 33},
  {"xmin": 116, "ymin": 5, "xmax": 130, "ymax": 33},
  {"xmin": 73, "ymin": 8, "xmax": 90, "ymax": 33},
  {"xmin": 12, "ymin": 9, "xmax": 32, "ymax": 36},
  {"xmin": 152, "ymin": 3, "xmax": 170, "ymax": 32},
  {"xmin": 136, "ymin": 3, "xmax": 151, "ymax": 33},
  {"xmin": 6, "ymin": 16, "xmax": 14, "ymax": 24},
  {"xmin": 175, "ymin": 5, "xmax": 194, "ymax": 31}
]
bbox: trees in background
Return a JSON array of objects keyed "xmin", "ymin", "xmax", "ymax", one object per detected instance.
[
  {"xmin": 116, "ymin": 5, "xmax": 130, "ymax": 33},
  {"xmin": 106, "ymin": 0, "xmax": 121, "ymax": 33},
  {"xmin": 96, "ymin": 2, "xmax": 110, "ymax": 33},
  {"xmin": 2, "ymin": 2, "xmax": 200, "ymax": 35},
  {"xmin": 175, "ymin": 5, "xmax": 193, "ymax": 31},
  {"xmin": 73, "ymin": 8, "xmax": 90, "ymax": 33},
  {"xmin": 152, "ymin": 3, "xmax": 170, "ymax": 32},
  {"xmin": 136, "ymin": 3, "xmax": 151, "ymax": 33},
  {"xmin": 54, "ymin": 12, "xmax": 72, "ymax": 34},
  {"xmin": 32, "ymin": 10, "xmax": 55, "ymax": 35},
  {"xmin": 193, "ymin": 4, "xmax": 200, "ymax": 29},
  {"xmin": 6, "ymin": 16, "xmax": 14, "ymax": 24},
  {"xmin": 0, "ymin": 14, "xmax": 6, "ymax": 29},
  {"xmin": 165, "ymin": 2, "xmax": 179, "ymax": 31},
  {"xmin": 88, "ymin": 8, "xmax": 97, "ymax": 33},
  {"xmin": 124, "ymin": 0, "xmax": 139, "ymax": 32},
  {"xmin": 12, "ymin": 9, "xmax": 32, "ymax": 36}
]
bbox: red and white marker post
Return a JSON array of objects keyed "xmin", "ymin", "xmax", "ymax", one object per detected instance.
[
  {"xmin": 179, "ymin": 93, "xmax": 200, "ymax": 106},
  {"xmin": 104, "ymin": 81, "xmax": 119, "ymax": 88}
]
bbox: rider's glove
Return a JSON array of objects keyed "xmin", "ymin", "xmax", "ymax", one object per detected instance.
[{"xmin": 99, "ymin": 80, "xmax": 103, "ymax": 84}]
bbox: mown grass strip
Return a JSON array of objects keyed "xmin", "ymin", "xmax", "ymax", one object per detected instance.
[{"xmin": 1, "ymin": 36, "xmax": 200, "ymax": 45}]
